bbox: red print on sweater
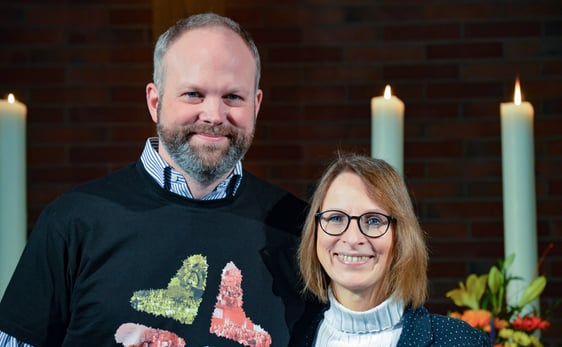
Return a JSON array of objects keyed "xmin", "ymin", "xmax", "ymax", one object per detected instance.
[
  {"xmin": 210, "ymin": 262, "xmax": 272, "ymax": 347},
  {"xmin": 114, "ymin": 322, "xmax": 186, "ymax": 347}
]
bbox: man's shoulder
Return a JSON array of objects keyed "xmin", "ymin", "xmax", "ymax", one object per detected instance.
[
  {"xmin": 70, "ymin": 162, "xmax": 140, "ymax": 193},
  {"xmin": 242, "ymin": 170, "xmax": 306, "ymax": 207},
  {"xmin": 241, "ymin": 170, "xmax": 309, "ymax": 234},
  {"xmin": 44, "ymin": 162, "xmax": 146, "ymax": 212}
]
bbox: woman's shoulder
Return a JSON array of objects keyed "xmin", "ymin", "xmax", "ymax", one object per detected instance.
[{"xmin": 400, "ymin": 306, "xmax": 491, "ymax": 347}]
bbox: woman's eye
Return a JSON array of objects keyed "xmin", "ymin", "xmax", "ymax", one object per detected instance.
[
  {"xmin": 327, "ymin": 214, "xmax": 344, "ymax": 224},
  {"xmin": 366, "ymin": 215, "xmax": 383, "ymax": 226}
]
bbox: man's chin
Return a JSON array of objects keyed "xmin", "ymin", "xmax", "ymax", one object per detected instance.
[{"xmin": 195, "ymin": 151, "xmax": 231, "ymax": 169}]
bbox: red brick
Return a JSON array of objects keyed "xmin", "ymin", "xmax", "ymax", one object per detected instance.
[
  {"xmin": 423, "ymin": 221, "xmax": 469, "ymax": 239},
  {"xmin": 0, "ymin": 27, "xmax": 65, "ymax": 45},
  {"xmin": 428, "ymin": 42, "xmax": 503, "ymax": 60},
  {"xmin": 0, "ymin": 68, "xmax": 65, "ymax": 85},
  {"xmin": 463, "ymin": 62, "xmax": 539, "ymax": 80},
  {"xmin": 543, "ymin": 61, "xmax": 562, "ymax": 76},
  {"xmin": 29, "ymin": 126, "xmax": 109, "ymax": 144},
  {"xmin": 384, "ymin": 23, "xmax": 461, "ymax": 41},
  {"xmin": 68, "ymin": 145, "xmax": 140, "ymax": 164},
  {"xmin": 404, "ymin": 102, "xmax": 458, "ymax": 119},
  {"xmin": 29, "ymin": 167, "xmax": 108, "ymax": 184},
  {"xmin": 347, "ymin": 45, "xmax": 424, "ymax": 62},
  {"xmin": 30, "ymin": 87, "xmax": 110, "ymax": 105},
  {"xmin": 426, "ymin": 120, "xmax": 499, "ymax": 139},
  {"xmin": 504, "ymin": 40, "xmax": 541, "ymax": 58},
  {"xmin": 307, "ymin": 66, "xmax": 381, "ymax": 83},
  {"xmin": 109, "ymin": 8, "xmax": 151, "ymax": 25},
  {"xmin": 384, "ymin": 64, "xmax": 458, "ymax": 80},
  {"xmin": 408, "ymin": 181, "xmax": 463, "ymax": 200},
  {"xmin": 67, "ymin": 106, "xmax": 148, "ymax": 124},
  {"xmin": 27, "ymin": 7, "xmax": 108, "ymax": 26},
  {"xmin": 304, "ymin": 25, "xmax": 381, "ymax": 44},
  {"xmin": 429, "ymin": 240, "xmax": 502, "ymax": 257},
  {"xmin": 425, "ymin": 3, "xmax": 499, "ymax": 20},
  {"xmin": 471, "ymin": 221, "xmax": 504, "ymax": 238},
  {"xmin": 267, "ymin": 46, "xmax": 343, "ymax": 64},
  {"xmin": 245, "ymin": 143, "xmax": 302, "ymax": 161},
  {"xmin": 427, "ymin": 82, "xmax": 502, "ymax": 99},
  {"xmin": 428, "ymin": 261, "xmax": 466, "ymax": 278},
  {"xmin": 302, "ymin": 104, "xmax": 369, "ymax": 122},
  {"xmin": 425, "ymin": 160, "xmax": 502, "ymax": 178},
  {"xmin": 66, "ymin": 67, "xmax": 150, "ymax": 86},
  {"xmin": 466, "ymin": 21, "xmax": 541, "ymax": 38},
  {"xmin": 406, "ymin": 141, "xmax": 464, "ymax": 159},
  {"xmin": 463, "ymin": 101, "xmax": 499, "ymax": 118}
]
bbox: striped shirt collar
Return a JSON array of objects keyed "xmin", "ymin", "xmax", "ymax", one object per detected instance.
[{"xmin": 140, "ymin": 137, "xmax": 243, "ymax": 200}]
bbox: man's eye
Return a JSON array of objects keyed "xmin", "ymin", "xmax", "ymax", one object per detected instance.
[
  {"xmin": 224, "ymin": 94, "xmax": 242, "ymax": 101},
  {"xmin": 184, "ymin": 91, "xmax": 201, "ymax": 98}
]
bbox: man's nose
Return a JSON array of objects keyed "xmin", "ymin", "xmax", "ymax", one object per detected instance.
[{"xmin": 199, "ymin": 97, "xmax": 225, "ymax": 125}]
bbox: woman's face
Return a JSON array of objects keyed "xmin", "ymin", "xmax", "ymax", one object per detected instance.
[{"xmin": 316, "ymin": 171, "xmax": 394, "ymax": 310}]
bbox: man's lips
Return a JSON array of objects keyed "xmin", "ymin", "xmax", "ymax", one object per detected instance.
[{"xmin": 191, "ymin": 132, "xmax": 229, "ymax": 143}]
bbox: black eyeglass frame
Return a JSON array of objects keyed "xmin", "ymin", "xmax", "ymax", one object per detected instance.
[{"xmin": 315, "ymin": 210, "xmax": 395, "ymax": 238}]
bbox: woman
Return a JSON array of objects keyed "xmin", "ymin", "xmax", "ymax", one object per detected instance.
[{"xmin": 291, "ymin": 153, "xmax": 490, "ymax": 346}]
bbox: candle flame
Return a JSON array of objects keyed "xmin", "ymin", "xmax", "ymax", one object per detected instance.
[
  {"xmin": 513, "ymin": 78, "xmax": 522, "ymax": 106},
  {"xmin": 383, "ymin": 85, "xmax": 392, "ymax": 100},
  {"xmin": 7, "ymin": 93, "xmax": 15, "ymax": 104}
]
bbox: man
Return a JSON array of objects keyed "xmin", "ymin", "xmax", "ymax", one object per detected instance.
[{"xmin": 0, "ymin": 13, "xmax": 307, "ymax": 346}]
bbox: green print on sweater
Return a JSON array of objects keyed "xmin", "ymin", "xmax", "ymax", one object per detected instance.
[{"xmin": 130, "ymin": 254, "xmax": 208, "ymax": 324}]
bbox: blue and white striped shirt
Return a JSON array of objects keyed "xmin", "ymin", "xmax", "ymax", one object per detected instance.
[
  {"xmin": 141, "ymin": 137, "xmax": 243, "ymax": 199},
  {"xmin": 0, "ymin": 137, "xmax": 244, "ymax": 346},
  {"xmin": 0, "ymin": 331, "xmax": 32, "ymax": 346}
]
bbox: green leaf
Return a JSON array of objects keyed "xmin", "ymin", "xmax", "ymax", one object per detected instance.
[
  {"xmin": 504, "ymin": 253, "xmax": 515, "ymax": 269},
  {"xmin": 518, "ymin": 276, "xmax": 546, "ymax": 307},
  {"xmin": 488, "ymin": 265, "xmax": 502, "ymax": 295}
]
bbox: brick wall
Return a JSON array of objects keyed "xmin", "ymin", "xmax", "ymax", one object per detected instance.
[{"xmin": 1, "ymin": 0, "xmax": 560, "ymax": 344}]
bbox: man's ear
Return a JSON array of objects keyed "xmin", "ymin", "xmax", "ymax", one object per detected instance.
[
  {"xmin": 254, "ymin": 89, "xmax": 263, "ymax": 119},
  {"xmin": 146, "ymin": 82, "xmax": 159, "ymax": 123}
]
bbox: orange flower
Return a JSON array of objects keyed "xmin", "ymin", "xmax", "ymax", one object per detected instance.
[
  {"xmin": 461, "ymin": 309, "xmax": 492, "ymax": 330},
  {"xmin": 494, "ymin": 318, "xmax": 509, "ymax": 330}
]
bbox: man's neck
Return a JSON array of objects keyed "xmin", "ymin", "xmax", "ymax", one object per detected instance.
[{"xmin": 184, "ymin": 175, "xmax": 227, "ymax": 199}]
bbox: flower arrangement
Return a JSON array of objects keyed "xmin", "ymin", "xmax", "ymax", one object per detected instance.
[{"xmin": 446, "ymin": 253, "xmax": 552, "ymax": 347}]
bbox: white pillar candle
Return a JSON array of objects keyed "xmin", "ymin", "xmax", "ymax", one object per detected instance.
[
  {"xmin": 500, "ymin": 79, "xmax": 538, "ymax": 313},
  {"xmin": 0, "ymin": 93, "xmax": 27, "ymax": 298},
  {"xmin": 371, "ymin": 85, "xmax": 405, "ymax": 176}
]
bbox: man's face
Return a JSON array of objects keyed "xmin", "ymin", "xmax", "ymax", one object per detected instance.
[{"xmin": 147, "ymin": 26, "xmax": 262, "ymax": 184}]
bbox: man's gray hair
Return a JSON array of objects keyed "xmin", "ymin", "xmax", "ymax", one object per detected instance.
[{"xmin": 152, "ymin": 13, "xmax": 261, "ymax": 93}]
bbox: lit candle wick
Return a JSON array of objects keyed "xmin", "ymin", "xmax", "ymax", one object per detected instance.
[
  {"xmin": 383, "ymin": 85, "xmax": 391, "ymax": 100},
  {"xmin": 514, "ymin": 79, "xmax": 522, "ymax": 106}
]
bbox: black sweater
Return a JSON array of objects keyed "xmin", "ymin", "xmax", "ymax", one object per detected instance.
[{"xmin": 0, "ymin": 161, "xmax": 308, "ymax": 347}]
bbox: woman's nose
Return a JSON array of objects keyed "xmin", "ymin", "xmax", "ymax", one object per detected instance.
[{"xmin": 340, "ymin": 219, "xmax": 366, "ymax": 244}]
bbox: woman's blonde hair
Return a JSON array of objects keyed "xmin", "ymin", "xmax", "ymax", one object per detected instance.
[{"xmin": 298, "ymin": 152, "xmax": 428, "ymax": 308}]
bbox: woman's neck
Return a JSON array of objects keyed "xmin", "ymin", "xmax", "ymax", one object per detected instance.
[{"xmin": 330, "ymin": 284, "xmax": 386, "ymax": 311}]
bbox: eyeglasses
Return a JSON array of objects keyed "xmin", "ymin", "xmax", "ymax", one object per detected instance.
[{"xmin": 315, "ymin": 210, "xmax": 394, "ymax": 238}]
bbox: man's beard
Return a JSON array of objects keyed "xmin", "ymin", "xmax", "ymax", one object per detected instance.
[{"xmin": 157, "ymin": 120, "xmax": 254, "ymax": 185}]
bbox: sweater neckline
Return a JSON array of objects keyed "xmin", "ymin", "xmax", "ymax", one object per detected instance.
[{"xmin": 324, "ymin": 288, "xmax": 404, "ymax": 334}]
